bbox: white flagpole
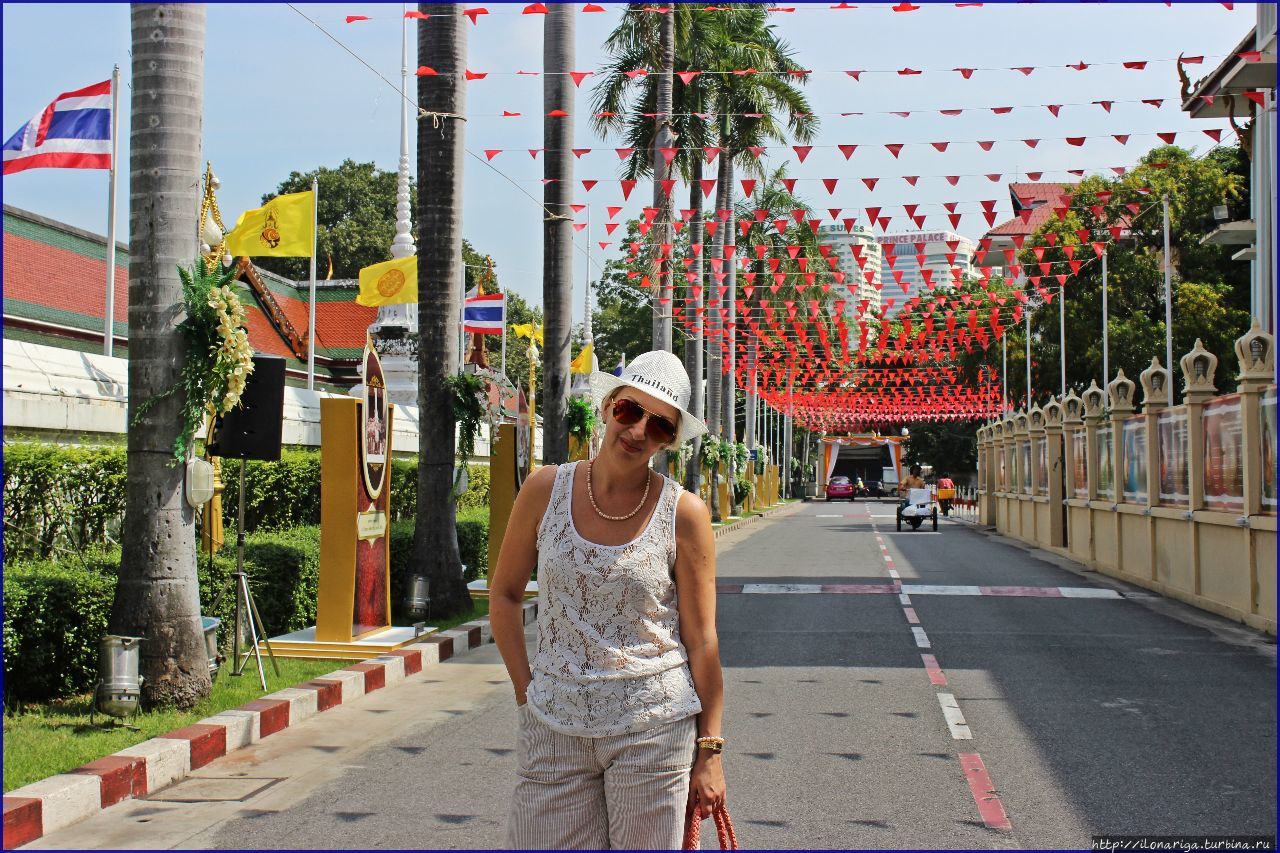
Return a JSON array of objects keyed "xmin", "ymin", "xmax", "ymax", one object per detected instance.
[
  {"xmin": 1162, "ymin": 194, "xmax": 1175, "ymax": 407},
  {"xmin": 501, "ymin": 293, "xmax": 508, "ymax": 379},
  {"xmin": 307, "ymin": 176, "xmax": 318, "ymax": 390},
  {"xmin": 103, "ymin": 64, "xmax": 120, "ymax": 357}
]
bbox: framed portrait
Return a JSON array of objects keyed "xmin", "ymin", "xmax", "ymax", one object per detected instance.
[
  {"xmin": 1203, "ymin": 395, "xmax": 1243, "ymax": 512},
  {"xmin": 1261, "ymin": 386, "xmax": 1277, "ymax": 514},
  {"xmin": 1157, "ymin": 407, "xmax": 1189, "ymax": 507},
  {"xmin": 1096, "ymin": 425, "xmax": 1114, "ymax": 500},
  {"xmin": 1071, "ymin": 430, "xmax": 1088, "ymax": 498},
  {"xmin": 1121, "ymin": 416, "xmax": 1147, "ymax": 503}
]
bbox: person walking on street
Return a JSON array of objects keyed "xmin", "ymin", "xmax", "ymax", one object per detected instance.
[{"xmin": 490, "ymin": 350, "xmax": 727, "ymax": 850}]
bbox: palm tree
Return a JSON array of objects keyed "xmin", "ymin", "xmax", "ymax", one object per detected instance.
[
  {"xmin": 110, "ymin": 3, "xmax": 211, "ymax": 709},
  {"xmin": 542, "ymin": 3, "xmax": 573, "ymax": 465},
  {"xmin": 414, "ymin": 3, "xmax": 471, "ymax": 618}
]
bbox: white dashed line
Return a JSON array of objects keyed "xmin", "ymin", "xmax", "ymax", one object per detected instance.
[
  {"xmin": 912, "ymin": 626, "xmax": 931, "ymax": 648},
  {"xmin": 937, "ymin": 693, "xmax": 973, "ymax": 740},
  {"xmin": 887, "ymin": 569, "xmax": 900, "ymax": 579},
  {"xmin": 899, "ymin": 593, "xmax": 912, "ymax": 605}
]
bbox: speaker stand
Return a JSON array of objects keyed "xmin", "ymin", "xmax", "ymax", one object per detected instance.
[{"xmin": 230, "ymin": 463, "xmax": 279, "ymax": 689}]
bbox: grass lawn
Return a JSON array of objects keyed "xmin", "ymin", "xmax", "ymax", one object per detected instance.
[{"xmin": 3, "ymin": 598, "xmax": 490, "ymax": 793}]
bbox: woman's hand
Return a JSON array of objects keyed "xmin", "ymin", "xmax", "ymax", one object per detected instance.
[{"xmin": 687, "ymin": 751, "xmax": 726, "ymax": 820}]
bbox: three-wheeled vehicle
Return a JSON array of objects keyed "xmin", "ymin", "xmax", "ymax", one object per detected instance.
[{"xmin": 896, "ymin": 488, "xmax": 938, "ymax": 531}]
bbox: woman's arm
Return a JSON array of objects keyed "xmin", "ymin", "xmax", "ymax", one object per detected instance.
[
  {"xmin": 489, "ymin": 464, "xmax": 557, "ymax": 706},
  {"xmin": 674, "ymin": 490, "xmax": 725, "ymax": 818}
]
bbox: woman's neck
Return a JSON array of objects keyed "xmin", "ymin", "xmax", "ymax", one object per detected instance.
[{"xmin": 589, "ymin": 450, "xmax": 651, "ymax": 495}]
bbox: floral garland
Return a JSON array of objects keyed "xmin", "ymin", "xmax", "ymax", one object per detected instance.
[{"xmin": 137, "ymin": 258, "xmax": 254, "ymax": 462}]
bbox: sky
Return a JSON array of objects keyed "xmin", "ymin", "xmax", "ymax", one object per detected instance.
[{"xmin": 1, "ymin": 2, "xmax": 1254, "ymax": 325}]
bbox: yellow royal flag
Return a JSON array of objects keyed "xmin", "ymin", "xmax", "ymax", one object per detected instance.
[
  {"xmin": 356, "ymin": 255, "xmax": 418, "ymax": 306},
  {"xmin": 512, "ymin": 323, "xmax": 544, "ymax": 345},
  {"xmin": 224, "ymin": 190, "xmax": 315, "ymax": 258},
  {"xmin": 570, "ymin": 343, "xmax": 594, "ymax": 374}
]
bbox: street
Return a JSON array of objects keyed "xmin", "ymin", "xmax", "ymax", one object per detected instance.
[{"xmin": 29, "ymin": 501, "xmax": 1277, "ymax": 850}]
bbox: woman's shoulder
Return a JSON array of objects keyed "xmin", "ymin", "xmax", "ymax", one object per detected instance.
[
  {"xmin": 516, "ymin": 463, "xmax": 565, "ymax": 507},
  {"xmin": 674, "ymin": 489, "xmax": 712, "ymax": 531}
]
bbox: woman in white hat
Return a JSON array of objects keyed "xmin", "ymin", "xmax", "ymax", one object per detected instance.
[{"xmin": 490, "ymin": 350, "xmax": 726, "ymax": 849}]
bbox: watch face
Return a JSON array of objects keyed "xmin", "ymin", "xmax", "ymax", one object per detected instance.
[{"xmin": 516, "ymin": 387, "xmax": 530, "ymax": 489}]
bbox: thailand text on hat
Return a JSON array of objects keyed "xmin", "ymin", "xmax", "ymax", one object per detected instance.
[{"xmin": 587, "ymin": 350, "xmax": 709, "ymax": 445}]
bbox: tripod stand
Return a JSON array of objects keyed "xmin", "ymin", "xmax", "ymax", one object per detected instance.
[{"xmin": 230, "ymin": 462, "xmax": 279, "ymax": 690}]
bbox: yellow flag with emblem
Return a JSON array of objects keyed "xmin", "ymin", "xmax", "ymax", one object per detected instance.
[
  {"xmin": 224, "ymin": 190, "xmax": 315, "ymax": 258},
  {"xmin": 511, "ymin": 323, "xmax": 544, "ymax": 345},
  {"xmin": 570, "ymin": 343, "xmax": 594, "ymax": 374},
  {"xmin": 356, "ymin": 256, "xmax": 418, "ymax": 306}
]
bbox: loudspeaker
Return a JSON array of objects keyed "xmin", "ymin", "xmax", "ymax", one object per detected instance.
[{"xmin": 207, "ymin": 354, "xmax": 286, "ymax": 461}]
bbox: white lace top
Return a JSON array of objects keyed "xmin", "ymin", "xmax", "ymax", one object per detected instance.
[{"xmin": 525, "ymin": 461, "xmax": 703, "ymax": 736}]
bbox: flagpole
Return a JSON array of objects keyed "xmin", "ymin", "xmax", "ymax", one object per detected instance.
[
  {"xmin": 500, "ymin": 298, "xmax": 508, "ymax": 379},
  {"xmin": 1162, "ymin": 194, "xmax": 1175, "ymax": 407},
  {"xmin": 307, "ymin": 175, "xmax": 318, "ymax": 390},
  {"xmin": 103, "ymin": 64, "xmax": 120, "ymax": 358},
  {"xmin": 1101, "ymin": 248, "xmax": 1109, "ymax": 389}
]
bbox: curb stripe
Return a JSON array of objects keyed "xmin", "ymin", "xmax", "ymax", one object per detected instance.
[
  {"xmin": 903, "ymin": 607, "xmax": 920, "ymax": 625},
  {"xmin": 911, "ymin": 626, "xmax": 931, "ymax": 648},
  {"xmin": 959, "ymin": 753, "xmax": 1013, "ymax": 831}
]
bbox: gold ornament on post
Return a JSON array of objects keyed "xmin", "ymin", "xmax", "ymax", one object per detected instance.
[{"xmin": 200, "ymin": 162, "xmax": 229, "ymax": 554}]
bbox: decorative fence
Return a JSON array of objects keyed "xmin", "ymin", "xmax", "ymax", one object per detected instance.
[{"xmin": 976, "ymin": 323, "xmax": 1277, "ymax": 636}]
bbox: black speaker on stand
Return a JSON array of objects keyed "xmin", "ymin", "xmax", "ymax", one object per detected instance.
[{"xmin": 207, "ymin": 354, "xmax": 287, "ymax": 687}]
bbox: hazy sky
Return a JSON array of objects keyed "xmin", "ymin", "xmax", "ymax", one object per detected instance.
[{"xmin": 2, "ymin": 3, "xmax": 1252, "ymax": 322}]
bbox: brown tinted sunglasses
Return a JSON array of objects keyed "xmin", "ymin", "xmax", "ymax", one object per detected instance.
[{"xmin": 611, "ymin": 397, "xmax": 678, "ymax": 445}]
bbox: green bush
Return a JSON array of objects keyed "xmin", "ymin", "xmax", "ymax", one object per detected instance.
[
  {"xmin": 2, "ymin": 558, "xmax": 117, "ymax": 702},
  {"xmin": 2, "ymin": 443, "xmax": 127, "ymax": 560}
]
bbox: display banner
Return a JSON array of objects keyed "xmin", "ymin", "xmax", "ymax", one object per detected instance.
[
  {"xmin": 1034, "ymin": 437, "xmax": 1048, "ymax": 495},
  {"xmin": 1121, "ymin": 416, "xmax": 1147, "ymax": 503},
  {"xmin": 1203, "ymin": 394, "xmax": 1244, "ymax": 512},
  {"xmin": 1021, "ymin": 442, "xmax": 1031, "ymax": 493},
  {"xmin": 1071, "ymin": 430, "xmax": 1088, "ymax": 498},
  {"xmin": 1097, "ymin": 425, "xmax": 1114, "ymax": 500},
  {"xmin": 1157, "ymin": 407, "xmax": 1189, "ymax": 506},
  {"xmin": 1262, "ymin": 386, "xmax": 1277, "ymax": 514}
]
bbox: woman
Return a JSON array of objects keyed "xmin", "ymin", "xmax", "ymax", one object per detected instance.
[{"xmin": 489, "ymin": 350, "xmax": 726, "ymax": 850}]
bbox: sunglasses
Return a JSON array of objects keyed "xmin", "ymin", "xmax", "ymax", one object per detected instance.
[{"xmin": 611, "ymin": 397, "xmax": 678, "ymax": 445}]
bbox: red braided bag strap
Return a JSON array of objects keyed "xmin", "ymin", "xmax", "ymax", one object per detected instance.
[{"xmin": 683, "ymin": 800, "xmax": 739, "ymax": 850}]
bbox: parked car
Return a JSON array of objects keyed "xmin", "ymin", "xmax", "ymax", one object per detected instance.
[{"xmin": 825, "ymin": 475, "xmax": 854, "ymax": 501}]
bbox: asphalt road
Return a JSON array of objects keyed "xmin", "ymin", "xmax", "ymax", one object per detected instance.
[{"xmin": 30, "ymin": 499, "xmax": 1277, "ymax": 850}]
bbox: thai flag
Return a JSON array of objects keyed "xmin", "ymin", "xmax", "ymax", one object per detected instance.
[
  {"xmin": 3, "ymin": 80, "xmax": 112, "ymax": 175},
  {"xmin": 463, "ymin": 292, "xmax": 505, "ymax": 335}
]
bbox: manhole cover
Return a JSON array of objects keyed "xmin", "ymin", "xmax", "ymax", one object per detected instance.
[{"xmin": 148, "ymin": 776, "xmax": 283, "ymax": 802}]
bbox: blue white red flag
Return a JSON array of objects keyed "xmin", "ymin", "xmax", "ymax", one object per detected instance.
[
  {"xmin": 3, "ymin": 80, "xmax": 113, "ymax": 175},
  {"xmin": 463, "ymin": 292, "xmax": 505, "ymax": 335}
]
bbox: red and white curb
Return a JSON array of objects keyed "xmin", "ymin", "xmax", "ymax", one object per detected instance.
[{"xmin": 1, "ymin": 601, "xmax": 536, "ymax": 850}]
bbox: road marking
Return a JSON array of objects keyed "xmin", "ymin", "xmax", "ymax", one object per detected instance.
[
  {"xmin": 903, "ymin": 607, "xmax": 920, "ymax": 624},
  {"xmin": 912, "ymin": 626, "xmax": 931, "ymax": 648},
  {"xmin": 899, "ymin": 584, "xmax": 983, "ymax": 596},
  {"xmin": 722, "ymin": 584, "xmax": 1124, "ymax": 599},
  {"xmin": 815, "ymin": 514, "xmax": 844, "ymax": 518},
  {"xmin": 1059, "ymin": 586, "xmax": 1124, "ymax": 598},
  {"xmin": 887, "ymin": 569, "xmax": 900, "ymax": 579},
  {"xmin": 883, "ymin": 555, "xmax": 894, "ymax": 563},
  {"xmin": 937, "ymin": 693, "xmax": 973, "ymax": 740},
  {"xmin": 959, "ymin": 753, "xmax": 1013, "ymax": 832},
  {"xmin": 921, "ymin": 653, "xmax": 947, "ymax": 685},
  {"xmin": 739, "ymin": 583, "xmax": 822, "ymax": 594}
]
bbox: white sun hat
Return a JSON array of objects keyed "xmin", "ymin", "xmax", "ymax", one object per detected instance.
[{"xmin": 588, "ymin": 350, "xmax": 708, "ymax": 445}]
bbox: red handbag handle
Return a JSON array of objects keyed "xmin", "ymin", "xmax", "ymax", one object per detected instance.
[{"xmin": 683, "ymin": 800, "xmax": 739, "ymax": 850}]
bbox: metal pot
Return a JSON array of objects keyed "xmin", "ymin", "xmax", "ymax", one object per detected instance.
[
  {"xmin": 405, "ymin": 575, "xmax": 430, "ymax": 620},
  {"xmin": 202, "ymin": 616, "xmax": 223, "ymax": 678},
  {"xmin": 95, "ymin": 635, "xmax": 143, "ymax": 718}
]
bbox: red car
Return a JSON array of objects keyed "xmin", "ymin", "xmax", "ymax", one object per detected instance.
[{"xmin": 825, "ymin": 475, "xmax": 855, "ymax": 501}]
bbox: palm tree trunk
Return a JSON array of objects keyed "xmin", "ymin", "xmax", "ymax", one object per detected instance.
[
  {"xmin": 415, "ymin": 2, "xmax": 471, "ymax": 618},
  {"xmin": 682, "ymin": 152, "xmax": 704, "ymax": 494},
  {"xmin": 541, "ymin": 3, "xmax": 573, "ymax": 465},
  {"xmin": 650, "ymin": 4, "xmax": 674, "ymax": 355},
  {"xmin": 110, "ymin": 3, "xmax": 210, "ymax": 710},
  {"xmin": 707, "ymin": 147, "xmax": 730, "ymax": 439},
  {"xmin": 721, "ymin": 157, "xmax": 738, "ymax": 512}
]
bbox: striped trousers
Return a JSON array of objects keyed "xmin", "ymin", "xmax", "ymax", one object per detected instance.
[{"xmin": 508, "ymin": 704, "xmax": 697, "ymax": 850}]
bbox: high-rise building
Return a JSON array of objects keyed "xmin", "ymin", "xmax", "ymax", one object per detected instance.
[
  {"xmin": 817, "ymin": 222, "xmax": 883, "ymax": 321},
  {"xmin": 877, "ymin": 230, "xmax": 976, "ymax": 310}
]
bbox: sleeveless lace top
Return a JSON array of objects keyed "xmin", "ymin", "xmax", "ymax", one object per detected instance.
[{"xmin": 525, "ymin": 461, "xmax": 702, "ymax": 736}]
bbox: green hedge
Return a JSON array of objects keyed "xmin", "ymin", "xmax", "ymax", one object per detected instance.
[
  {"xmin": 2, "ymin": 443, "xmax": 128, "ymax": 561},
  {"xmin": 2, "ymin": 442, "xmax": 491, "ymax": 547},
  {"xmin": 3, "ymin": 510, "xmax": 488, "ymax": 704}
]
